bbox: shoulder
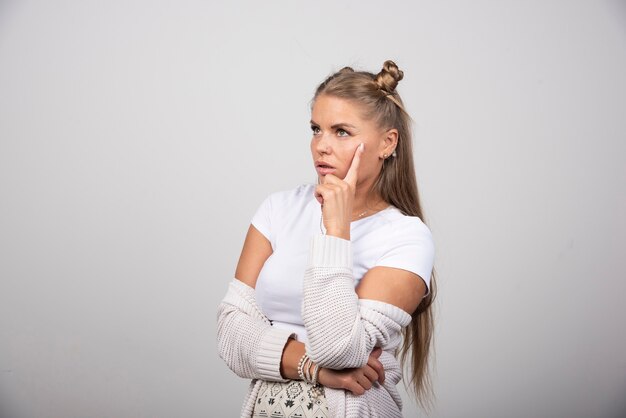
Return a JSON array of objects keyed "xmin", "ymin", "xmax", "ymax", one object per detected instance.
[
  {"xmin": 381, "ymin": 208, "xmax": 434, "ymax": 244},
  {"xmin": 262, "ymin": 183, "xmax": 316, "ymax": 209},
  {"xmin": 386, "ymin": 211, "xmax": 435, "ymax": 262},
  {"xmin": 253, "ymin": 183, "xmax": 316, "ymax": 223},
  {"xmin": 373, "ymin": 208, "xmax": 435, "ymax": 287},
  {"xmin": 251, "ymin": 183, "xmax": 316, "ymax": 247}
]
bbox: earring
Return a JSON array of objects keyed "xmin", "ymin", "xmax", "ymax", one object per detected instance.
[
  {"xmin": 392, "ymin": 150, "xmax": 397, "ymax": 157},
  {"xmin": 383, "ymin": 153, "xmax": 388, "ymax": 159}
]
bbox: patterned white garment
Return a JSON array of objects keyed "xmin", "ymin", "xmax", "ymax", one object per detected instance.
[{"xmin": 252, "ymin": 380, "xmax": 329, "ymax": 418}]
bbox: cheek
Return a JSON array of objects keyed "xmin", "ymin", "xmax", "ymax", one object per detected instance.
[
  {"xmin": 336, "ymin": 146, "xmax": 358, "ymax": 172},
  {"xmin": 358, "ymin": 149, "xmax": 380, "ymax": 178}
]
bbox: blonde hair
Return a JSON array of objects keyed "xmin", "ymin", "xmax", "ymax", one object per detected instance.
[{"xmin": 313, "ymin": 60, "xmax": 438, "ymax": 411}]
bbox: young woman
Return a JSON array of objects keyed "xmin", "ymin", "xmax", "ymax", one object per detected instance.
[{"xmin": 217, "ymin": 60, "xmax": 436, "ymax": 418}]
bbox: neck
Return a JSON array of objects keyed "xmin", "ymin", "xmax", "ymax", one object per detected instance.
[{"xmin": 352, "ymin": 182, "xmax": 386, "ymax": 218}]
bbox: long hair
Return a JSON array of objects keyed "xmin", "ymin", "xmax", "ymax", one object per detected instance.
[{"xmin": 312, "ymin": 60, "xmax": 437, "ymax": 411}]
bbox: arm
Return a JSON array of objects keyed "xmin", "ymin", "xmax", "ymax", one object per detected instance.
[
  {"xmin": 217, "ymin": 225, "xmax": 294, "ymax": 381},
  {"xmin": 218, "ymin": 225, "xmax": 387, "ymax": 393},
  {"xmin": 217, "ymin": 278, "xmax": 295, "ymax": 381},
  {"xmin": 281, "ymin": 336, "xmax": 386, "ymax": 396},
  {"xmin": 302, "ymin": 235, "xmax": 425, "ymax": 369},
  {"xmin": 308, "ymin": 143, "xmax": 428, "ymax": 369}
]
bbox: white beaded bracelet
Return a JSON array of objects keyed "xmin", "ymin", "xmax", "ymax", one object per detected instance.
[
  {"xmin": 297, "ymin": 354, "xmax": 308, "ymax": 382},
  {"xmin": 297, "ymin": 353, "xmax": 323, "ymax": 399}
]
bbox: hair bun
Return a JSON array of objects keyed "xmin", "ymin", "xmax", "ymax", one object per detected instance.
[{"xmin": 375, "ymin": 60, "xmax": 404, "ymax": 93}]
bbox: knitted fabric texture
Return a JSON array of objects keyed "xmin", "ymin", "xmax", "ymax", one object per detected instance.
[
  {"xmin": 217, "ymin": 279, "xmax": 295, "ymax": 381},
  {"xmin": 217, "ymin": 235, "xmax": 412, "ymax": 417}
]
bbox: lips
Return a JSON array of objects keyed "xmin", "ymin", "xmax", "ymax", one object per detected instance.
[{"xmin": 315, "ymin": 160, "xmax": 336, "ymax": 176}]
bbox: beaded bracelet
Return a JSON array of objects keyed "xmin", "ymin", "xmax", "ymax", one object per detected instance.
[
  {"xmin": 296, "ymin": 353, "xmax": 323, "ymax": 399},
  {"xmin": 310, "ymin": 362, "xmax": 323, "ymax": 399},
  {"xmin": 297, "ymin": 354, "xmax": 308, "ymax": 382},
  {"xmin": 303, "ymin": 356, "xmax": 312, "ymax": 382},
  {"xmin": 311, "ymin": 362, "xmax": 320, "ymax": 386}
]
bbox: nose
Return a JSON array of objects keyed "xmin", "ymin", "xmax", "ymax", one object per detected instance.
[{"xmin": 314, "ymin": 132, "xmax": 332, "ymax": 155}]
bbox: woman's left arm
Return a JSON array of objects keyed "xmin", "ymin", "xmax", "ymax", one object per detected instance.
[
  {"xmin": 307, "ymin": 144, "xmax": 428, "ymax": 369},
  {"xmin": 302, "ymin": 234, "xmax": 426, "ymax": 369}
]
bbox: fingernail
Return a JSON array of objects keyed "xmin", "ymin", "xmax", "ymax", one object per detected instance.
[{"xmin": 359, "ymin": 143, "xmax": 365, "ymax": 151}]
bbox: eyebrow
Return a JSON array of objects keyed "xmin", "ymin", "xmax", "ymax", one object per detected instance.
[{"xmin": 310, "ymin": 120, "xmax": 358, "ymax": 130}]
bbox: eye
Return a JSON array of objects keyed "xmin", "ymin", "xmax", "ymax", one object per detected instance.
[
  {"xmin": 337, "ymin": 128, "xmax": 350, "ymax": 137},
  {"xmin": 310, "ymin": 125, "xmax": 321, "ymax": 135}
]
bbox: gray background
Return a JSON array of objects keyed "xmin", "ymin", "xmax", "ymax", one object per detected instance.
[{"xmin": 1, "ymin": 1, "xmax": 625, "ymax": 417}]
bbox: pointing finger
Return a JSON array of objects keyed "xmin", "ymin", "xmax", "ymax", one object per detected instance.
[{"xmin": 343, "ymin": 143, "xmax": 364, "ymax": 187}]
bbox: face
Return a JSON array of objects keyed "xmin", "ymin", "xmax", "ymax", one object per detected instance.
[{"xmin": 310, "ymin": 94, "xmax": 397, "ymax": 186}]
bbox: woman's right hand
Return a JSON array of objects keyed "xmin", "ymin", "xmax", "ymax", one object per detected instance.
[{"xmin": 317, "ymin": 347, "xmax": 385, "ymax": 396}]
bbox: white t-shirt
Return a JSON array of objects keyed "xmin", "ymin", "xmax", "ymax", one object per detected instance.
[{"xmin": 251, "ymin": 184, "xmax": 435, "ymax": 343}]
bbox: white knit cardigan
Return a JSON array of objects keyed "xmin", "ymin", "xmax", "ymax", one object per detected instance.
[{"xmin": 217, "ymin": 235, "xmax": 412, "ymax": 417}]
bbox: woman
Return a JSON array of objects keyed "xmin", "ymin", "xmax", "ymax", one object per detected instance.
[{"xmin": 217, "ymin": 60, "xmax": 436, "ymax": 418}]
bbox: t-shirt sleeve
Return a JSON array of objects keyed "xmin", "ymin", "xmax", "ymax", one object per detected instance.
[
  {"xmin": 375, "ymin": 218, "xmax": 435, "ymax": 297},
  {"xmin": 250, "ymin": 193, "xmax": 274, "ymax": 246}
]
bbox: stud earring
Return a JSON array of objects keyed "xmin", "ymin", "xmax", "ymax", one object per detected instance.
[
  {"xmin": 392, "ymin": 150, "xmax": 397, "ymax": 157},
  {"xmin": 383, "ymin": 153, "xmax": 388, "ymax": 159}
]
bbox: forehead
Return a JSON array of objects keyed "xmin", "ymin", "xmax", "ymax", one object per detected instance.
[{"xmin": 311, "ymin": 94, "xmax": 369, "ymax": 123}]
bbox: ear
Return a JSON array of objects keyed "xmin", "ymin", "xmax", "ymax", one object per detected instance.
[{"xmin": 380, "ymin": 128, "xmax": 398, "ymax": 156}]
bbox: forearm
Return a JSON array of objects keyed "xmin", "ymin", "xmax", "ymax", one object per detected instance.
[
  {"xmin": 302, "ymin": 235, "xmax": 411, "ymax": 369},
  {"xmin": 279, "ymin": 338, "xmax": 306, "ymax": 380},
  {"xmin": 217, "ymin": 279, "xmax": 295, "ymax": 381}
]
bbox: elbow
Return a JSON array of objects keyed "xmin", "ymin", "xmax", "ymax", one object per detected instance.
[
  {"xmin": 216, "ymin": 307, "xmax": 234, "ymax": 368},
  {"xmin": 217, "ymin": 349, "xmax": 253, "ymax": 379},
  {"xmin": 303, "ymin": 313, "xmax": 371, "ymax": 369},
  {"xmin": 216, "ymin": 305, "xmax": 249, "ymax": 377},
  {"xmin": 216, "ymin": 302, "xmax": 233, "ymax": 352}
]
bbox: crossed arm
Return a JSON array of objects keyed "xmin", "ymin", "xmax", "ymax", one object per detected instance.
[{"xmin": 217, "ymin": 224, "xmax": 426, "ymax": 395}]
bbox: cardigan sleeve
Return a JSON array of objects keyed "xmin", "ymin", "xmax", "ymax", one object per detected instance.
[
  {"xmin": 217, "ymin": 278, "xmax": 296, "ymax": 381},
  {"xmin": 302, "ymin": 235, "xmax": 413, "ymax": 369}
]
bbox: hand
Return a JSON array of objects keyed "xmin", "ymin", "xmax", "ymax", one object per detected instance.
[
  {"xmin": 315, "ymin": 143, "xmax": 364, "ymax": 240},
  {"xmin": 316, "ymin": 347, "xmax": 385, "ymax": 396}
]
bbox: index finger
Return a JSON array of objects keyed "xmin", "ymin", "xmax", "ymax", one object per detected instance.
[{"xmin": 343, "ymin": 142, "xmax": 364, "ymax": 186}]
